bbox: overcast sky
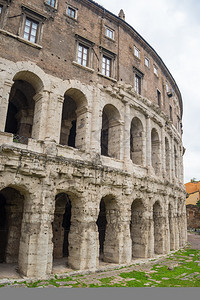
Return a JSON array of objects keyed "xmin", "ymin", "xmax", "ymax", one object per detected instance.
[{"xmin": 97, "ymin": 0, "xmax": 200, "ymax": 183}]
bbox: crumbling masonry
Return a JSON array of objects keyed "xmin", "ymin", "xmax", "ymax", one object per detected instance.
[{"xmin": 0, "ymin": 0, "xmax": 187, "ymax": 278}]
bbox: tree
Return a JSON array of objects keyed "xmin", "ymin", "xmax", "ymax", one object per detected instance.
[{"xmin": 196, "ymin": 199, "xmax": 200, "ymax": 210}]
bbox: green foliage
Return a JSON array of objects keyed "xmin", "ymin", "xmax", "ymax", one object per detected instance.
[{"xmin": 196, "ymin": 199, "xmax": 200, "ymax": 210}]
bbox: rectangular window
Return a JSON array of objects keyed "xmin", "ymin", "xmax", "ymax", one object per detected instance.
[
  {"xmin": 77, "ymin": 44, "xmax": 88, "ymax": 67},
  {"xmin": 145, "ymin": 57, "xmax": 150, "ymax": 68},
  {"xmin": 23, "ymin": 18, "xmax": 38, "ymax": 43},
  {"xmin": 46, "ymin": 0, "xmax": 56, "ymax": 7},
  {"xmin": 166, "ymin": 82, "xmax": 169, "ymax": 93},
  {"xmin": 105, "ymin": 27, "xmax": 114, "ymax": 39},
  {"xmin": 102, "ymin": 56, "xmax": 111, "ymax": 77},
  {"xmin": 135, "ymin": 74, "xmax": 141, "ymax": 94},
  {"xmin": 154, "ymin": 65, "xmax": 158, "ymax": 76},
  {"xmin": 157, "ymin": 90, "xmax": 161, "ymax": 107},
  {"xmin": 68, "ymin": 6, "xmax": 76, "ymax": 18},
  {"xmin": 134, "ymin": 46, "xmax": 140, "ymax": 59}
]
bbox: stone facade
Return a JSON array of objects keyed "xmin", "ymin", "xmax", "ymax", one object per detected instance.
[{"xmin": 0, "ymin": 0, "xmax": 186, "ymax": 278}]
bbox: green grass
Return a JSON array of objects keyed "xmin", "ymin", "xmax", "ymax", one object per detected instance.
[{"xmin": 1, "ymin": 248, "xmax": 200, "ymax": 288}]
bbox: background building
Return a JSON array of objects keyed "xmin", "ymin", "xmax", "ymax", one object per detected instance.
[
  {"xmin": 0, "ymin": 0, "xmax": 186, "ymax": 278},
  {"xmin": 185, "ymin": 181, "xmax": 200, "ymax": 230}
]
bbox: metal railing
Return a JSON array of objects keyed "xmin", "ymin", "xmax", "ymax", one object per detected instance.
[{"xmin": 13, "ymin": 134, "xmax": 29, "ymax": 145}]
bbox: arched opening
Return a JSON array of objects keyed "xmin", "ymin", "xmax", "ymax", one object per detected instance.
[
  {"xmin": 60, "ymin": 89, "xmax": 87, "ymax": 149},
  {"xmin": 5, "ymin": 80, "xmax": 36, "ymax": 144},
  {"xmin": 130, "ymin": 117, "xmax": 144, "ymax": 165},
  {"xmin": 52, "ymin": 193, "xmax": 72, "ymax": 262},
  {"xmin": 131, "ymin": 199, "xmax": 147, "ymax": 258},
  {"xmin": 174, "ymin": 145, "xmax": 178, "ymax": 178},
  {"xmin": 96, "ymin": 198, "xmax": 107, "ymax": 261},
  {"xmin": 168, "ymin": 203, "xmax": 175, "ymax": 250},
  {"xmin": 153, "ymin": 201, "xmax": 163, "ymax": 254},
  {"xmin": 165, "ymin": 137, "xmax": 170, "ymax": 177},
  {"xmin": 96, "ymin": 194, "xmax": 119, "ymax": 263},
  {"xmin": 151, "ymin": 128, "xmax": 160, "ymax": 175},
  {"xmin": 101, "ymin": 104, "xmax": 121, "ymax": 159},
  {"xmin": 0, "ymin": 187, "xmax": 24, "ymax": 264}
]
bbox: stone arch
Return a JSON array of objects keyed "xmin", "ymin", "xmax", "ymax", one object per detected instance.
[
  {"xmin": 131, "ymin": 198, "xmax": 148, "ymax": 258},
  {"xmin": 52, "ymin": 193, "xmax": 72, "ymax": 260},
  {"xmin": 13, "ymin": 71, "xmax": 44, "ymax": 94},
  {"xmin": 165, "ymin": 137, "xmax": 170, "ymax": 177},
  {"xmin": 153, "ymin": 200, "xmax": 164, "ymax": 254},
  {"xmin": 96, "ymin": 194, "xmax": 120, "ymax": 263},
  {"xmin": 0, "ymin": 187, "xmax": 25, "ymax": 264},
  {"xmin": 52, "ymin": 188, "xmax": 86, "ymax": 270},
  {"xmin": 12, "ymin": 61, "xmax": 50, "ymax": 91},
  {"xmin": 130, "ymin": 117, "xmax": 144, "ymax": 165},
  {"xmin": 4, "ymin": 70, "xmax": 46, "ymax": 143},
  {"xmin": 101, "ymin": 104, "xmax": 121, "ymax": 159},
  {"xmin": 60, "ymin": 88, "xmax": 88, "ymax": 149},
  {"xmin": 151, "ymin": 128, "xmax": 161, "ymax": 175}
]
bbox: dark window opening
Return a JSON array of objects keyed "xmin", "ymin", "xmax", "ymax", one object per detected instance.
[
  {"xmin": 157, "ymin": 90, "xmax": 161, "ymax": 107},
  {"xmin": 53, "ymin": 193, "xmax": 72, "ymax": 259},
  {"xmin": 60, "ymin": 96, "xmax": 77, "ymax": 148},
  {"xmin": 96, "ymin": 199, "xmax": 107, "ymax": 260},
  {"xmin": 5, "ymin": 80, "xmax": 36, "ymax": 143},
  {"xmin": 68, "ymin": 120, "xmax": 77, "ymax": 148},
  {"xmin": 101, "ymin": 112, "xmax": 109, "ymax": 156},
  {"xmin": 170, "ymin": 105, "xmax": 173, "ymax": 121},
  {"xmin": 0, "ymin": 188, "xmax": 24, "ymax": 264}
]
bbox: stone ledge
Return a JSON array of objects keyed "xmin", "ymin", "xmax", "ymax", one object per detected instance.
[{"xmin": 0, "ymin": 29, "xmax": 42, "ymax": 49}]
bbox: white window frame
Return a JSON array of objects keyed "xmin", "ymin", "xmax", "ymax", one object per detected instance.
[
  {"xmin": 19, "ymin": 6, "xmax": 46, "ymax": 45},
  {"xmin": 99, "ymin": 47, "xmax": 116, "ymax": 79},
  {"xmin": 66, "ymin": 4, "xmax": 78, "ymax": 20},
  {"xmin": 45, "ymin": 0, "xmax": 57, "ymax": 9},
  {"xmin": 105, "ymin": 26, "xmax": 114, "ymax": 40},
  {"xmin": 133, "ymin": 67, "xmax": 144, "ymax": 95},
  {"xmin": 77, "ymin": 44, "xmax": 89, "ymax": 67},
  {"xmin": 134, "ymin": 46, "xmax": 140, "ymax": 59},
  {"xmin": 154, "ymin": 65, "xmax": 158, "ymax": 76},
  {"xmin": 144, "ymin": 57, "xmax": 150, "ymax": 68},
  {"xmin": 23, "ymin": 17, "xmax": 39, "ymax": 43},
  {"xmin": 74, "ymin": 34, "xmax": 94, "ymax": 70}
]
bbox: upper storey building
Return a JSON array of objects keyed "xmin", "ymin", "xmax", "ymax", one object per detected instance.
[{"xmin": 0, "ymin": 0, "xmax": 186, "ymax": 278}]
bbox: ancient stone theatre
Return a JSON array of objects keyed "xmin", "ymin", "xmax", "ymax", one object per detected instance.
[{"xmin": 0, "ymin": 0, "xmax": 187, "ymax": 278}]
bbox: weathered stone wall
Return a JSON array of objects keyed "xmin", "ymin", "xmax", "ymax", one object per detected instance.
[{"xmin": 0, "ymin": 0, "xmax": 186, "ymax": 279}]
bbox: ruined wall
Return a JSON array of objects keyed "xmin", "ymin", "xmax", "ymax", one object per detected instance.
[{"xmin": 0, "ymin": 0, "xmax": 186, "ymax": 279}]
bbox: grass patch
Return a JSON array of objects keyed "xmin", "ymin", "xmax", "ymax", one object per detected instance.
[
  {"xmin": 99, "ymin": 277, "xmax": 114, "ymax": 284},
  {"xmin": 120, "ymin": 270, "xmax": 147, "ymax": 281}
]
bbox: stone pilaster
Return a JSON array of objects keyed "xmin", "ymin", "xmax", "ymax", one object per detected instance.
[{"xmin": 0, "ymin": 80, "xmax": 13, "ymax": 132}]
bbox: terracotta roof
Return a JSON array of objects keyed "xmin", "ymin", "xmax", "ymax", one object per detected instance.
[{"xmin": 185, "ymin": 182, "xmax": 200, "ymax": 194}]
